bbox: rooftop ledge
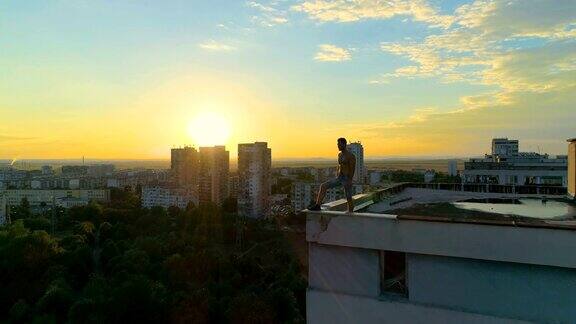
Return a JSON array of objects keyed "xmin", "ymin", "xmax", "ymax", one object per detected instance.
[{"xmin": 306, "ymin": 183, "xmax": 576, "ymax": 269}]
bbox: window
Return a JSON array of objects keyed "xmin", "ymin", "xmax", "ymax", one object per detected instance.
[{"xmin": 379, "ymin": 250, "xmax": 408, "ymax": 297}]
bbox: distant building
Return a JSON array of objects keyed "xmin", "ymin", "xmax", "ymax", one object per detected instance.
[
  {"xmin": 463, "ymin": 138, "xmax": 567, "ymax": 186},
  {"xmin": 87, "ymin": 164, "xmax": 115, "ymax": 177},
  {"xmin": 56, "ymin": 197, "xmax": 90, "ymax": 208},
  {"xmin": 171, "ymin": 146, "xmax": 199, "ymax": 188},
  {"xmin": 228, "ymin": 175, "xmax": 239, "ymax": 199},
  {"xmin": 106, "ymin": 178, "xmax": 121, "ymax": 188},
  {"xmin": 41, "ymin": 165, "xmax": 54, "ymax": 175},
  {"xmin": 292, "ymin": 182, "xmax": 365, "ymax": 212},
  {"xmin": 0, "ymin": 189, "xmax": 110, "ymax": 224},
  {"xmin": 569, "ymin": 138, "xmax": 576, "ymax": 199},
  {"xmin": 0, "ymin": 192, "xmax": 6, "ymax": 225},
  {"xmin": 238, "ymin": 142, "xmax": 272, "ymax": 218},
  {"xmin": 448, "ymin": 160, "xmax": 458, "ymax": 177},
  {"xmin": 424, "ymin": 170, "xmax": 436, "ymax": 183},
  {"xmin": 368, "ymin": 170, "xmax": 383, "ymax": 185},
  {"xmin": 61, "ymin": 165, "xmax": 89, "ymax": 177},
  {"xmin": 492, "ymin": 138, "xmax": 519, "ymax": 156},
  {"xmin": 347, "ymin": 142, "xmax": 365, "ymax": 184},
  {"xmin": 69, "ymin": 179, "xmax": 81, "ymax": 190},
  {"xmin": 199, "ymin": 146, "xmax": 229, "ymax": 206},
  {"xmin": 141, "ymin": 187, "xmax": 196, "ymax": 210}
]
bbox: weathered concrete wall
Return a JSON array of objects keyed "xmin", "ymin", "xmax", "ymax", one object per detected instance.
[
  {"xmin": 307, "ymin": 289, "xmax": 529, "ymax": 324},
  {"xmin": 408, "ymin": 254, "xmax": 576, "ymax": 323},
  {"xmin": 309, "ymin": 244, "xmax": 379, "ymax": 297},
  {"xmin": 307, "ymin": 211, "xmax": 576, "ymax": 268}
]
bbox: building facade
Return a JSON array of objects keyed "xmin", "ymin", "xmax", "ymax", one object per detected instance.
[
  {"xmin": 292, "ymin": 182, "xmax": 365, "ymax": 212},
  {"xmin": 463, "ymin": 138, "xmax": 567, "ymax": 186},
  {"xmin": 141, "ymin": 187, "xmax": 197, "ymax": 210},
  {"xmin": 171, "ymin": 146, "xmax": 199, "ymax": 188},
  {"xmin": 492, "ymin": 138, "xmax": 519, "ymax": 157},
  {"xmin": 199, "ymin": 146, "xmax": 229, "ymax": 206},
  {"xmin": 448, "ymin": 160, "xmax": 458, "ymax": 177},
  {"xmin": 0, "ymin": 192, "xmax": 6, "ymax": 225},
  {"xmin": 569, "ymin": 138, "xmax": 576, "ymax": 199},
  {"xmin": 0, "ymin": 189, "xmax": 110, "ymax": 225},
  {"xmin": 346, "ymin": 142, "xmax": 365, "ymax": 184},
  {"xmin": 238, "ymin": 142, "xmax": 272, "ymax": 218}
]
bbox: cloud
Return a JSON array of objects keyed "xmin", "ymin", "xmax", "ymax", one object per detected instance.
[
  {"xmin": 314, "ymin": 44, "xmax": 351, "ymax": 62},
  {"xmin": 292, "ymin": 0, "xmax": 453, "ymax": 28},
  {"xmin": 376, "ymin": 0, "xmax": 576, "ymax": 94},
  {"xmin": 198, "ymin": 40, "xmax": 236, "ymax": 52},
  {"xmin": 247, "ymin": 1, "xmax": 289, "ymax": 27}
]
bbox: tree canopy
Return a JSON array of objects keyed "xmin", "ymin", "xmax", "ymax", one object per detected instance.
[{"xmin": 0, "ymin": 188, "xmax": 306, "ymax": 323}]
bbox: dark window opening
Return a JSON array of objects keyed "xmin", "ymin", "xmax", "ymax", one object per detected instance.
[{"xmin": 379, "ymin": 250, "xmax": 407, "ymax": 297}]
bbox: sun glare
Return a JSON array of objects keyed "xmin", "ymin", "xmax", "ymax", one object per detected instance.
[{"xmin": 188, "ymin": 112, "xmax": 231, "ymax": 146}]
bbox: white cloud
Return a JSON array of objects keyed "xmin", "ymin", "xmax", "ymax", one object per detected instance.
[
  {"xmin": 314, "ymin": 44, "xmax": 352, "ymax": 62},
  {"xmin": 248, "ymin": 1, "xmax": 289, "ymax": 26},
  {"xmin": 198, "ymin": 40, "xmax": 236, "ymax": 52},
  {"xmin": 292, "ymin": 0, "xmax": 453, "ymax": 28},
  {"xmin": 377, "ymin": 0, "xmax": 576, "ymax": 94}
]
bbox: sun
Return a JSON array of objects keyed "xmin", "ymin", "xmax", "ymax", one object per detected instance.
[{"xmin": 188, "ymin": 112, "xmax": 231, "ymax": 146}]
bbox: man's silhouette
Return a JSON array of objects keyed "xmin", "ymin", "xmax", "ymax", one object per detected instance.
[{"xmin": 308, "ymin": 137, "xmax": 356, "ymax": 212}]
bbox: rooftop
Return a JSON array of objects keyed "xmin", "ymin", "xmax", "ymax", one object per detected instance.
[{"xmin": 317, "ymin": 183, "xmax": 576, "ymax": 230}]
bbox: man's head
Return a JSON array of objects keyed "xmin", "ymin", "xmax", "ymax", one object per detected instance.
[{"xmin": 337, "ymin": 137, "xmax": 347, "ymax": 151}]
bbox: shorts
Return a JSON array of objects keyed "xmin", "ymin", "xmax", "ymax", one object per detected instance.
[{"xmin": 323, "ymin": 175, "xmax": 353, "ymax": 200}]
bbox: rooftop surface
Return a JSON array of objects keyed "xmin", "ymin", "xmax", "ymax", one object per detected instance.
[{"xmin": 319, "ymin": 183, "xmax": 576, "ymax": 231}]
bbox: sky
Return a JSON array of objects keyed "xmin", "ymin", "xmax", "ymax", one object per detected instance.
[{"xmin": 0, "ymin": 0, "xmax": 575, "ymax": 159}]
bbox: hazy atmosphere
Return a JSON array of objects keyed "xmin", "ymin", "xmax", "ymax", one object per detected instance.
[{"xmin": 1, "ymin": 0, "xmax": 574, "ymax": 159}]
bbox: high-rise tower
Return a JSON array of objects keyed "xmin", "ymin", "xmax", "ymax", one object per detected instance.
[
  {"xmin": 171, "ymin": 146, "xmax": 199, "ymax": 188},
  {"xmin": 238, "ymin": 142, "xmax": 272, "ymax": 218},
  {"xmin": 347, "ymin": 142, "xmax": 365, "ymax": 184},
  {"xmin": 199, "ymin": 146, "xmax": 229, "ymax": 206}
]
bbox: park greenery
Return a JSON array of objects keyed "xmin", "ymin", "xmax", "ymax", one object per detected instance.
[{"xmin": 0, "ymin": 188, "xmax": 306, "ymax": 323}]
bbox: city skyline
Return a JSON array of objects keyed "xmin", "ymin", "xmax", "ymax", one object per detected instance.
[{"xmin": 1, "ymin": 0, "xmax": 575, "ymax": 159}]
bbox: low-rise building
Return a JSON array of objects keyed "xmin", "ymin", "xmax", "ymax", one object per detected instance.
[
  {"xmin": 141, "ymin": 187, "xmax": 197, "ymax": 210},
  {"xmin": 368, "ymin": 170, "xmax": 383, "ymax": 185},
  {"xmin": 292, "ymin": 182, "xmax": 365, "ymax": 212},
  {"xmin": 56, "ymin": 197, "xmax": 90, "ymax": 208},
  {"xmin": 0, "ymin": 192, "xmax": 6, "ymax": 225},
  {"xmin": 1, "ymin": 189, "xmax": 110, "ymax": 208},
  {"xmin": 0, "ymin": 189, "xmax": 110, "ymax": 224},
  {"xmin": 87, "ymin": 164, "xmax": 115, "ymax": 177},
  {"xmin": 424, "ymin": 170, "xmax": 436, "ymax": 183},
  {"xmin": 463, "ymin": 138, "xmax": 567, "ymax": 186}
]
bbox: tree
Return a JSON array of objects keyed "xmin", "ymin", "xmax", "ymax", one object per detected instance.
[{"xmin": 11, "ymin": 197, "xmax": 32, "ymax": 220}]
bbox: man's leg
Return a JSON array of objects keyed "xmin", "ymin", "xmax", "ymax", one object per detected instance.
[
  {"xmin": 315, "ymin": 182, "xmax": 328, "ymax": 206},
  {"xmin": 310, "ymin": 178, "xmax": 339, "ymax": 210},
  {"xmin": 344, "ymin": 183, "xmax": 354, "ymax": 213}
]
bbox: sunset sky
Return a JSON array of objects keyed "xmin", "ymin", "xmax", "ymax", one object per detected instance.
[{"xmin": 1, "ymin": 0, "xmax": 575, "ymax": 159}]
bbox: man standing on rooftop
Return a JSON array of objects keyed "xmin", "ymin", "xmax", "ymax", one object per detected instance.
[{"xmin": 309, "ymin": 138, "xmax": 356, "ymax": 213}]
